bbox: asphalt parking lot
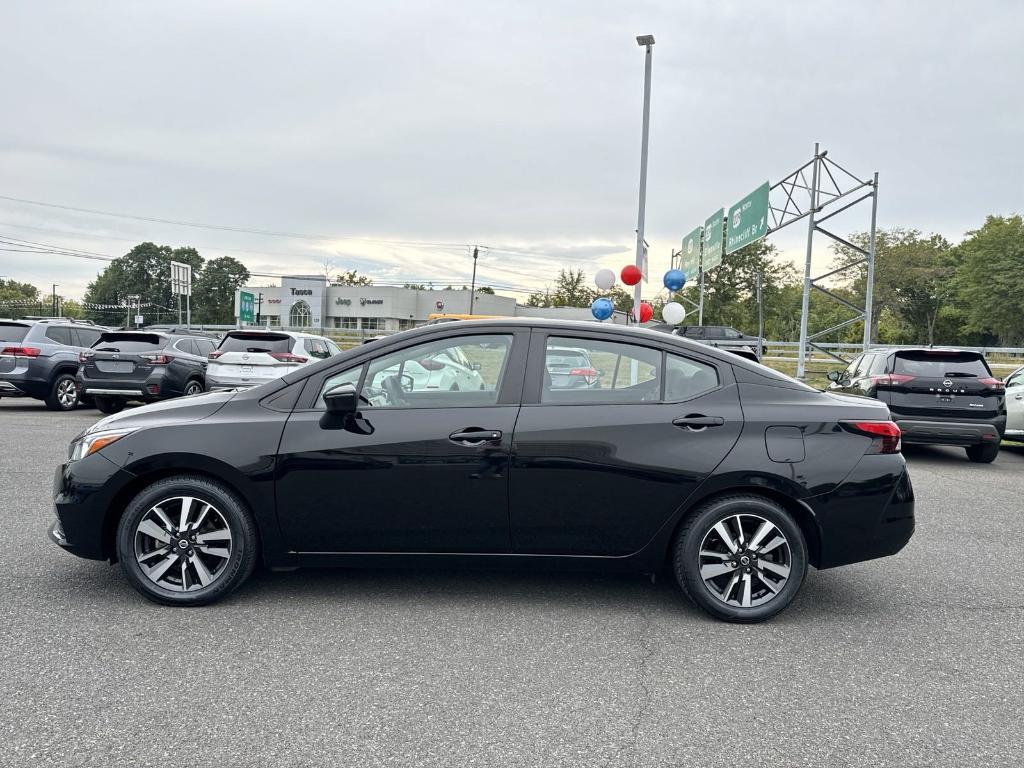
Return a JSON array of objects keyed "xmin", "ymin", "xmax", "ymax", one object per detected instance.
[{"xmin": 1, "ymin": 398, "xmax": 1022, "ymax": 767}]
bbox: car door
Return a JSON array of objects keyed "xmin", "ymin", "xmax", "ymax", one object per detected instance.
[
  {"xmin": 509, "ymin": 331, "xmax": 743, "ymax": 556},
  {"xmin": 1005, "ymin": 368, "xmax": 1024, "ymax": 432},
  {"xmin": 275, "ymin": 329, "xmax": 528, "ymax": 553}
]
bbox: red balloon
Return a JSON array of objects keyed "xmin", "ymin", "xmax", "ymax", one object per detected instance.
[
  {"xmin": 632, "ymin": 302, "xmax": 653, "ymax": 323},
  {"xmin": 620, "ymin": 264, "xmax": 643, "ymax": 286}
]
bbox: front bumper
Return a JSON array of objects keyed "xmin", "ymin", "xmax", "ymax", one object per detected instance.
[
  {"xmin": 51, "ymin": 454, "xmax": 136, "ymax": 561},
  {"xmin": 894, "ymin": 417, "xmax": 1002, "ymax": 447}
]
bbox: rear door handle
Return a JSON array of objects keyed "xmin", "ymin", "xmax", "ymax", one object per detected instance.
[
  {"xmin": 672, "ymin": 415, "xmax": 725, "ymax": 430},
  {"xmin": 449, "ymin": 429, "xmax": 503, "ymax": 445}
]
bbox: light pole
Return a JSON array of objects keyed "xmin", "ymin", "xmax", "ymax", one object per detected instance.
[
  {"xmin": 469, "ymin": 246, "xmax": 479, "ymax": 315},
  {"xmin": 633, "ymin": 34, "xmax": 655, "ymax": 325}
]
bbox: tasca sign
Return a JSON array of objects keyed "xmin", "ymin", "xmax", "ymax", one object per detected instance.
[{"xmin": 726, "ymin": 181, "xmax": 769, "ymax": 255}]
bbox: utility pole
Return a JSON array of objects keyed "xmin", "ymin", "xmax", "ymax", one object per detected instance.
[
  {"xmin": 469, "ymin": 247, "xmax": 479, "ymax": 315},
  {"xmin": 633, "ymin": 34, "xmax": 655, "ymax": 325},
  {"xmin": 256, "ymin": 292, "xmax": 264, "ymax": 327},
  {"xmin": 52, "ymin": 284, "xmax": 58, "ymax": 318}
]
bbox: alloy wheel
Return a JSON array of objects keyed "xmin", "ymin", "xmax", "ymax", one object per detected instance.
[
  {"xmin": 184, "ymin": 381, "xmax": 202, "ymax": 396},
  {"xmin": 56, "ymin": 378, "xmax": 78, "ymax": 408},
  {"xmin": 698, "ymin": 513, "xmax": 792, "ymax": 608},
  {"xmin": 134, "ymin": 496, "xmax": 233, "ymax": 591}
]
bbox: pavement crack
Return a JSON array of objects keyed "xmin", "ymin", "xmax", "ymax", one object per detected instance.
[{"xmin": 610, "ymin": 605, "xmax": 655, "ymax": 768}]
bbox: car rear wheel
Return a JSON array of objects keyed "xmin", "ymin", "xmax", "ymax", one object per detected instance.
[
  {"xmin": 965, "ymin": 442, "xmax": 999, "ymax": 463},
  {"xmin": 116, "ymin": 475, "xmax": 258, "ymax": 606},
  {"xmin": 94, "ymin": 396, "xmax": 125, "ymax": 414},
  {"xmin": 672, "ymin": 494, "xmax": 807, "ymax": 623},
  {"xmin": 183, "ymin": 379, "xmax": 204, "ymax": 396},
  {"xmin": 45, "ymin": 373, "xmax": 79, "ymax": 411}
]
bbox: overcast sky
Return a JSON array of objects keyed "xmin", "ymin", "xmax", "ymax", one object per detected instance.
[{"xmin": 1, "ymin": 0, "xmax": 1021, "ymax": 302}]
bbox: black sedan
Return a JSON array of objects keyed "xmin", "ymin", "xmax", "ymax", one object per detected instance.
[{"xmin": 51, "ymin": 319, "xmax": 914, "ymax": 622}]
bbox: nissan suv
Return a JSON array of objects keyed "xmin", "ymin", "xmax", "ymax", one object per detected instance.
[
  {"xmin": 0, "ymin": 318, "xmax": 106, "ymax": 410},
  {"xmin": 827, "ymin": 347, "xmax": 1006, "ymax": 462},
  {"xmin": 77, "ymin": 330, "xmax": 218, "ymax": 414}
]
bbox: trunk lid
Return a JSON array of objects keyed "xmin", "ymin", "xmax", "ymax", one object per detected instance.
[{"xmin": 207, "ymin": 332, "xmax": 304, "ymax": 380}]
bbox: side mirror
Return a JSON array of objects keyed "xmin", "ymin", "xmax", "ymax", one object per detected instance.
[
  {"xmin": 323, "ymin": 383, "xmax": 359, "ymax": 414},
  {"xmin": 826, "ymin": 370, "xmax": 841, "ymax": 383}
]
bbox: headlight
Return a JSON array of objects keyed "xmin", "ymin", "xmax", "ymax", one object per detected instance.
[{"xmin": 69, "ymin": 428, "xmax": 137, "ymax": 461}]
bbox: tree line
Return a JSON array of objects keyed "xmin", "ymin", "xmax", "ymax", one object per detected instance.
[{"xmin": 526, "ymin": 214, "xmax": 1024, "ymax": 346}]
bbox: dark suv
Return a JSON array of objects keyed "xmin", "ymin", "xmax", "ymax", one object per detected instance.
[
  {"xmin": 827, "ymin": 347, "xmax": 1006, "ymax": 462},
  {"xmin": 77, "ymin": 330, "xmax": 218, "ymax": 414},
  {"xmin": 0, "ymin": 318, "xmax": 106, "ymax": 410}
]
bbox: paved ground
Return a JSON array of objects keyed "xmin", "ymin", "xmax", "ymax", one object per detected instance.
[{"xmin": 1, "ymin": 398, "xmax": 1022, "ymax": 767}]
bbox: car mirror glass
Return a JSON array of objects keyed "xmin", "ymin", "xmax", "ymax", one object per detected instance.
[{"xmin": 826, "ymin": 370, "xmax": 841, "ymax": 383}]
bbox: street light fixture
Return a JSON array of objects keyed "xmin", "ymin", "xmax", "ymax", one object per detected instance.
[{"xmin": 636, "ymin": 34, "xmax": 655, "ymax": 46}]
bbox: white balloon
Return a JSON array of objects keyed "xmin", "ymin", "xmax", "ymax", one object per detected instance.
[
  {"xmin": 662, "ymin": 301, "xmax": 686, "ymax": 325},
  {"xmin": 594, "ymin": 268, "xmax": 616, "ymax": 291}
]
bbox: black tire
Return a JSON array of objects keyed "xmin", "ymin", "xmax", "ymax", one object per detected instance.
[
  {"xmin": 116, "ymin": 474, "xmax": 258, "ymax": 606},
  {"xmin": 44, "ymin": 373, "xmax": 79, "ymax": 411},
  {"xmin": 183, "ymin": 378, "xmax": 204, "ymax": 397},
  {"xmin": 94, "ymin": 396, "xmax": 125, "ymax": 414},
  {"xmin": 672, "ymin": 494, "xmax": 808, "ymax": 623},
  {"xmin": 965, "ymin": 442, "xmax": 999, "ymax": 463}
]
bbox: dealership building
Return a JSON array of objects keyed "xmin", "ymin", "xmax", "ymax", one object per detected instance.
[{"xmin": 233, "ymin": 276, "xmax": 617, "ymax": 331}]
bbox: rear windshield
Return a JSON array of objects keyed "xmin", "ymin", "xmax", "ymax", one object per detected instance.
[
  {"xmin": 0, "ymin": 323, "xmax": 30, "ymax": 343},
  {"xmin": 218, "ymin": 333, "xmax": 293, "ymax": 354},
  {"xmin": 93, "ymin": 333, "xmax": 166, "ymax": 353},
  {"xmin": 893, "ymin": 351, "xmax": 990, "ymax": 378}
]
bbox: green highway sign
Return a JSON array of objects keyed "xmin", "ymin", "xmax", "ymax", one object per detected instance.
[
  {"xmin": 702, "ymin": 209, "xmax": 724, "ymax": 271},
  {"xmin": 726, "ymin": 181, "xmax": 770, "ymax": 255},
  {"xmin": 239, "ymin": 290, "xmax": 255, "ymax": 323},
  {"xmin": 679, "ymin": 225, "xmax": 702, "ymax": 277}
]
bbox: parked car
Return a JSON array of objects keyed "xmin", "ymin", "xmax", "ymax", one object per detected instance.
[
  {"xmin": 545, "ymin": 345, "xmax": 600, "ymax": 389},
  {"xmin": 205, "ymin": 330, "xmax": 341, "ymax": 391},
  {"xmin": 0, "ymin": 318, "xmax": 106, "ymax": 410},
  {"xmin": 648, "ymin": 323, "xmax": 763, "ymax": 362},
  {"xmin": 827, "ymin": 347, "xmax": 1006, "ymax": 462},
  {"xmin": 51, "ymin": 318, "xmax": 914, "ymax": 623},
  {"xmin": 1004, "ymin": 365, "xmax": 1024, "ymax": 441},
  {"xmin": 367, "ymin": 341, "xmax": 485, "ymax": 392},
  {"xmin": 77, "ymin": 330, "xmax": 217, "ymax": 414}
]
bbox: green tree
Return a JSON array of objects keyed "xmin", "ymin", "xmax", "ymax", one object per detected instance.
[
  {"xmin": 332, "ymin": 269, "xmax": 372, "ymax": 286},
  {"xmin": 526, "ymin": 268, "xmax": 595, "ymax": 308},
  {"xmin": 955, "ymin": 215, "xmax": 1024, "ymax": 345},
  {"xmin": 192, "ymin": 256, "xmax": 250, "ymax": 324},
  {"xmin": 0, "ymin": 279, "xmax": 41, "ymax": 318},
  {"xmin": 84, "ymin": 243, "xmax": 204, "ymax": 326}
]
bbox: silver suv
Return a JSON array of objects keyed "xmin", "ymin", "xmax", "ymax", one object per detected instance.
[{"xmin": 0, "ymin": 318, "xmax": 106, "ymax": 410}]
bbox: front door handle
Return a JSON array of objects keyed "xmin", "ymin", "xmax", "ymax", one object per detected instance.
[
  {"xmin": 449, "ymin": 428, "xmax": 503, "ymax": 445},
  {"xmin": 672, "ymin": 415, "xmax": 725, "ymax": 430}
]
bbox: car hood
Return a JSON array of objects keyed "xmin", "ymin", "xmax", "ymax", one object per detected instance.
[{"xmin": 82, "ymin": 391, "xmax": 236, "ymax": 436}]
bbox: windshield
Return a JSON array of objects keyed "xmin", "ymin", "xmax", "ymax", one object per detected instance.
[
  {"xmin": 893, "ymin": 351, "xmax": 989, "ymax": 377},
  {"xmin": 218, "ymin": 333, "xmax": 293, "ymax": 354},
  {"xmin": 0, "ymin": 323, "xmax": 30, "ymax": 343}
]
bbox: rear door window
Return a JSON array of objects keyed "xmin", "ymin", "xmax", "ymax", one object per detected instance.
[
  {"xmin": 541, "ymin": 336, "xmax": 661, "ymax": 404},
  {"xmin": 893, "ymin": 351, "xmax": 990, "ymax": 378},
  {"xmin": 44, "ymin": 327, "xmax": 74, "ymax": 345}
]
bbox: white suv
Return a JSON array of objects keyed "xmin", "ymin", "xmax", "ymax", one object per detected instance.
[{"xmin": 206, "ymin": 330, "xmax": 341, "ymax": 391}]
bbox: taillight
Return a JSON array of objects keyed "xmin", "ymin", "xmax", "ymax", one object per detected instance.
[
  {"xmin": 269, "ymin": 352, "xmax": 307, "ymax": 364},
  {"xmin": 208, "ymin": 350, "xmax": 224, "ymax": 360},
  {"xmin": 869, "ymin": 374, "xmax": 914, "ymax": 387},
  {"xmin": 840, "ymin": 420, "xmax": 902, "ymax": 454},
  {"xmin": 141, "ymin": 353, "xmax": 172, "ymax": 365},
  {"xmin": 418, "ymin": 358, "xmax": 446, "ymax": 371},
  {"xmin": 79, "ymin": 350, "xmax": 94, "ymax": 363},
  {"xmin": 1, "ymin": 346, "xmax": 41, "ymax": 357},
  {"xmin": 979, "ymin": 377, "xmax": 1005, "ymax": 391},
  {"xmin": 569, "ymin": 367, "xmax": 598, "ymax": 377}
]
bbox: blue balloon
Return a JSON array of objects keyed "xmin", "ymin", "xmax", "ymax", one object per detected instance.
[
  {"xmin": 663, "ymin": 269, "xmax": 686, "ymax": 292},
  {"xmin": 590, "ymin": 297, "xmax": 614, "ymax": 321}
]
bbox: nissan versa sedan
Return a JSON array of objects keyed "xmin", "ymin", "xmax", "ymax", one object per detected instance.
[{"xmin": 50, "ymin": 319, "xmax": 914, "ymax": 622}]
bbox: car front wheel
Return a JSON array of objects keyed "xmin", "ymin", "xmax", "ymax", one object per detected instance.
[
  {"xmin": 116, "ymin": 475, "xmax": 258, "ymax": 606},
  {"xmin": 673, "ymin": 494, "xmax": 807, "ymax": 623}
]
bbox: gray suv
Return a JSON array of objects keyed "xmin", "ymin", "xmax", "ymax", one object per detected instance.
[{"xmin": 0, "ymin": 319, "xmax": 106, "ymax": 410}]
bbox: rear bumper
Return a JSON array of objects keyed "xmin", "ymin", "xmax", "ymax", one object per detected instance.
[
  {"xmin": 811, "ymin": 454, "xmax": 915, "ymax": 569},
  {"xmin": 77, "ymin": 370, "xmax": 171, "ymax": 400},
  {"xmin": 893, "ymin": 417, "xmax": 1003, "ymax": 446},
  {"xmin": 0, "ymin": 370, "xmax": 48, "ymax": 398},
  {"xmin": 206, "ymin": 372, "xmax": 278, "ymax": 390}
]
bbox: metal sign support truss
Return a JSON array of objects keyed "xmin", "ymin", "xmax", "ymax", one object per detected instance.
[{"xmin": 765, "ymin": 142, "xmax": 879, "ymax": 378}]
